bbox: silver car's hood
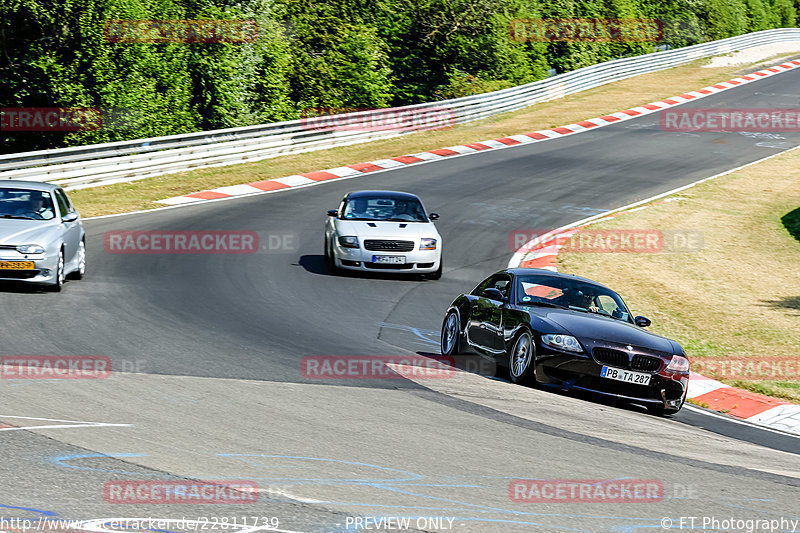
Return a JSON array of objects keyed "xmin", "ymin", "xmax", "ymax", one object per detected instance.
[{"xmin": 0, "ymin": 219, "xmax": 61, "ymax": 246}]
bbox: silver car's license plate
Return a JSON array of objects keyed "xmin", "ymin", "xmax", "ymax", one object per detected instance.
[
  {"xmin": 601, "ymin": 366, "xmax": 652, "ymax": 385},
  {"xmin": 372, "ymin": 255, "xmax": 406, "ymax": 264}
]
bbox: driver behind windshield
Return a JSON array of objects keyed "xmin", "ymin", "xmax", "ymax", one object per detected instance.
[
  {"xmin": 344, "ymin": 198, "xmax": 368, "ymax": 219},
  {"xmin": 393, "ymin": 200, "xmax": 424, "ymax": 221},
  {"xmin": 22, "ymin": 193, "xmax": 55, "ymax": 220},
  {"xmin": 556, "ymin": 286, "xmax": 600, "ymax": 313}
]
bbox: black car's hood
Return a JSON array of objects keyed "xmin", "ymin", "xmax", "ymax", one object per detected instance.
[{"xmin": 534, "ymin": 308, "xmax": 675, "ymax": 353}]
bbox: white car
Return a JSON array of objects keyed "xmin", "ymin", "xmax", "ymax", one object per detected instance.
[{"xmin": 324, "ymin": 190, "xmax": 442, "ymax": 278}]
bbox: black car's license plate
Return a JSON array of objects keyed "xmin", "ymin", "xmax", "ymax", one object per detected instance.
[{"xmin": 601, "ymin": 366, "xmax": 652, "ymax": 385}]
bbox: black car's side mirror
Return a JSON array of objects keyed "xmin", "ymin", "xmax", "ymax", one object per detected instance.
[
  {"xmin": 327, "ymin": 210, "xmax": 338, "ymax": 217},
  {"xmin": 483, "ymin": 288, "xmax": 506, "ymax": 302},
  {"xmin": 62, "ymin": 212, "xmax": 79, "ymax": 222},
  {"xmin": 635, "ymin": 316, "xmax": 651, "ymax": 328},
  {"xmin": 429, "ymin": 213, "xmax": 440, "ymax": 220}
]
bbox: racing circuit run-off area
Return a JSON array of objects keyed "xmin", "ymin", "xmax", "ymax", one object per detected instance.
[{"xmin": 2, "ymin": 2, "xmax": 800, "ymax": 533}]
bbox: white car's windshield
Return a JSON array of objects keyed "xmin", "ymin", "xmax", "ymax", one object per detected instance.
[
  {"xmin": 0, "ymin": 188, "xmax": 56, "ymax": 220},
  {"xmin": 343, "ymin": 195, "xmax": 427, "ymax": 222}
]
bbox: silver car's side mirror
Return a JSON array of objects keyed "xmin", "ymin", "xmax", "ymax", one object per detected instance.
[{"xmin": 62, "ymin": 212, "xmax": 79, "ymax": 222}]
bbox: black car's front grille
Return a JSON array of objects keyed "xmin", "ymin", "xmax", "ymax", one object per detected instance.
[
  {"xmin": 631, "ymin": 354, "xmax": 661, "ymax": 372},
  {"xmin": 364, "ymin": 240, "xmax": 415, "ymax": 252},
  {"xmin": 592, "ymin": 348, "xmax": 629, "ymax": 368}
]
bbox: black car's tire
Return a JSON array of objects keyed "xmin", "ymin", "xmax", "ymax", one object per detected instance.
[
  {"xmin": 68, "ymin": 239, "xmax": 86, "ymax": 280},
  {"xmin": 46, "ymin": 249, "xmax": 65, "ymax": 292},
  {"xmin": 648, "ymin": 396, "xmax": 685, "ymax": 417},
  {"xmin": 440, "ymin": 311, "xmax": 463, "ymax": 356},
  {"xmin": 508, "ymin": 330, "xmax": 537, "ymax": 385}
]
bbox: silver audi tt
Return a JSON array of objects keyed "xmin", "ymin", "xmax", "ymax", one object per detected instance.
[{"xmin": 0, "ymin": 180, "xmax": 86, "ymax": 291}]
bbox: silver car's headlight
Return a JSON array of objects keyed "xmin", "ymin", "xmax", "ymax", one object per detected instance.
[
  {"xmin": 420, "ymin": 238, "xmax": 437, "ymax": 250},
  {"xmin": 338, "ymin": 236, "xmax": 359, "ymax": 249},
  {"xmin": 16, "ymin": 244, "xmax": 46, "ymax": 254},
  {"xmin": 541, "ymin": 334, "xmax": 583, "ymax": 353}
]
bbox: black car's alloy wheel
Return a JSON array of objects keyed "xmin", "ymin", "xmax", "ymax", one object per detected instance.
[
  {"xmin": 441, "ymin": 311, "xmax": 461, "ymax": 355},
  {"xmin": 508, "ymin": 330, "xmax": 536, "ymax": 385}
]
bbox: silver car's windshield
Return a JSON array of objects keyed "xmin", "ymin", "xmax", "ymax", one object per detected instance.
[
  {"xmin": 0, "ymin": 188, "xmax": 56, "ymax": 220},
  {"xmin": 343, "ymin": 196, "xmax": 427, "ymax": 222}
]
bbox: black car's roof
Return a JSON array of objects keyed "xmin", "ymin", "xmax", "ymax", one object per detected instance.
[
  {"xmin": 346, "ymin": 190, "xmax": 421, "ymax": 201},
  {"xmin": 502, "ymin": 268, "xmax": 611, "ymax": 290}
]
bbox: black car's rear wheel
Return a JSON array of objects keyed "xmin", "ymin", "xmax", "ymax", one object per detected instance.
[
  {"xmin": 508, "ymin": 330, "xmax": 537, "ymax": 385},
  {"xmin": 441, "ymin": 311, "xmax": 462, "ymax": 355}
]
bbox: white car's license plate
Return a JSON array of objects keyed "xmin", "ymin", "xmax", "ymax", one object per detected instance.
[
  {"xmin": 372, "ymin": 255, "xmax": 406, "ymax": 264},
  {"xmin": 601, "ymin": 366, "xmax": 652, "ymax": 385}
]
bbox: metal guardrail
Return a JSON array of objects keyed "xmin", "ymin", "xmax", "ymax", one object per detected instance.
[{"xmin": 2, "ymin": 28, "xmax": 800, "ymax": 190}]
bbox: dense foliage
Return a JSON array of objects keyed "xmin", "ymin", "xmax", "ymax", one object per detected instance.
[{"xmin": 1, "ymin": 0, "xmax": 798, "ymax": 153}]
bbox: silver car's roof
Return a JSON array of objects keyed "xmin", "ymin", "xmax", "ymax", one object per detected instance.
[{"xmin": 0, "ymin": 180, "xmax": 60, "ymax": 192}]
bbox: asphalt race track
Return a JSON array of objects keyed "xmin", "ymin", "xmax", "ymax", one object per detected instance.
[{"xmin": 1, "ymin": 67, "xmax": 800, "ymax": 532}]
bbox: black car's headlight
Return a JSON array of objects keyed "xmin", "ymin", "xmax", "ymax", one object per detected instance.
[
  {"xmin": 16, "ymin": 244, "xmax": 46, "ymax": 254},
  {"xmin": 666, "ymin": 355, "xmax": 690, "ymax": 372},
  {"xmin": 541, "ymin": 334, "xmax": 583, "ymax": 353},
  {"xmin": 338, "ymin": 236, "xmax": 359, "ymax": 248}
]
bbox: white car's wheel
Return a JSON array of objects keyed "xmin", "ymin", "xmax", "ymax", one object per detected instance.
[{"xmin": 326, "ymin": 237, "xmax": 340, "ymax": 275}]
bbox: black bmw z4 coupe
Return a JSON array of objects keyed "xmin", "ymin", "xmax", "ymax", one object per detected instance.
[{"xmin": 440, "ymin": 268, "xmax": 690, "ymax": 415}]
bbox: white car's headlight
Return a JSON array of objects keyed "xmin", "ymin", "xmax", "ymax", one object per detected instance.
[
  {"xmin": 338, "ymin": 236, "xmax": 359, "ymax": 249},
  {"xmin": 16, "ymin": 244, "xmax": 46, "ymax": 254},
  {"xmin": 541, "ymin": 334, "xmax": 583, "ymax": 353},
  {"xmin": 420, "ymin": 238, "xmax": 437, "ymax": 250}
]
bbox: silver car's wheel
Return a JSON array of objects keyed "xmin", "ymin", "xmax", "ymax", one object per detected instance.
[
  {"xmin": 47, "ymin": 249, "xmax": 65, "ymax": 292},
  {"xmin": 441, "ymin": 311, "xmax": 461, "ymax": 355},
  {"xmin": 508, "ymin": 331, "xmax": 536, "ymax": 385},
  {"xmin": 70, "ymin": 239, "xmax": 86, "ymax": 280}
]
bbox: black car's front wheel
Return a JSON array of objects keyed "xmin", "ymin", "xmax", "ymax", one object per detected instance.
[
  {"xmin": 441, "ymin": 311, "xmax": 462, "ymax": 356},
  {"xmin": 508, "ymin": 330, "xmax": 537, "ymax": 385}
]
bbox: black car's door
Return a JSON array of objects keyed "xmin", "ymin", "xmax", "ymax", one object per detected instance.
[{"xmin": 467, "ymin": 274, "xmax": 511, "ymax": 354}]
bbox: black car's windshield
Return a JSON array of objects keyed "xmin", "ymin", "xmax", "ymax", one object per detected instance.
[
  {"xmin": 516, "ymin": 273, "xmax": 633, "ymax": 323},
  {"xmin": 342, "ymin": 195, "xmax": 427, "ymax": 222},
  {"xmin": 0, "ymin": 188, "xmax": 56, "ymax": 221}
]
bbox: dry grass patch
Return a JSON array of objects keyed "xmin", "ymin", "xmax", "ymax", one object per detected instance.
[{"xmin": 558, "ymin": 148, "xmax": 800, "ymax": 403}]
